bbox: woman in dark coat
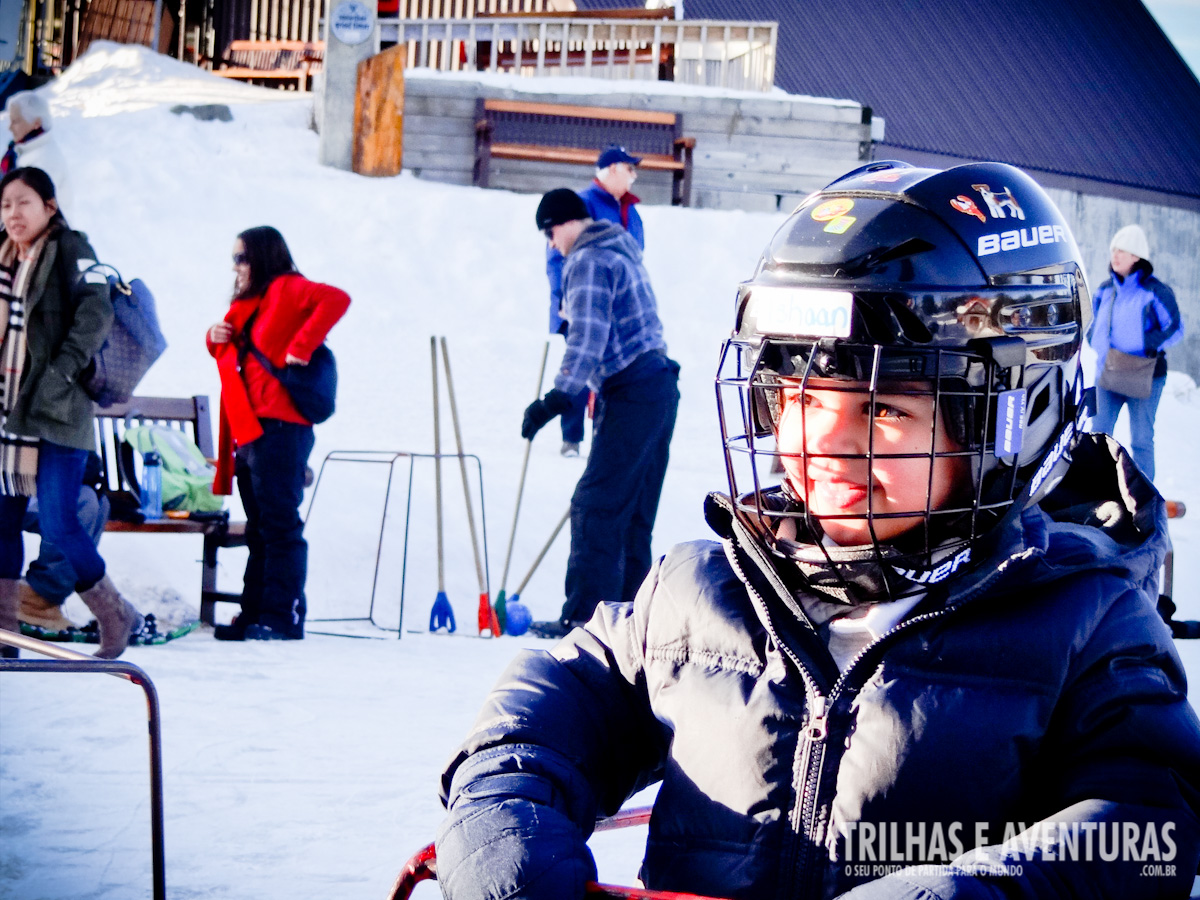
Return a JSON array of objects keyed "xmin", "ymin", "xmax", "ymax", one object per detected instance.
[
  {"xmin": 206, "ymin": 226, "xmax": 349, "ymax": 641},
  {"xmin": 0, "ymin": 167, "xmax": 141, "ymax": 659}
]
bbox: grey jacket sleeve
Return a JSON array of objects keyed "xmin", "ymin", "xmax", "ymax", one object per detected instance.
[{"xmin": 435, "ymin": 583, "xmax": 669, "ymax": 900}]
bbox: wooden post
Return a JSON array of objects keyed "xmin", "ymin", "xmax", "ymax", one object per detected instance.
[{"xmin": 353, "ymin": 43, "xmax": 407, "ymax": 177}]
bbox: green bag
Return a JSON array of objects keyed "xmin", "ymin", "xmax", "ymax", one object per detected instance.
[{"xmin": 122, "ymin": 425, "xmax": 225, "ymax": 514}]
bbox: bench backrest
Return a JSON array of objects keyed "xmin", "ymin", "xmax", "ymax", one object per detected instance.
[
  {"xmin": 479, "ymin": 99, "xmax": 680, "ymax": 157},
  {"xmin": 224, "ymin": 40, "xmax": 325, "ymax": 69},
  {"xmin": 93, "ymin": 396, "xmax": 214, "ymax": 501}
]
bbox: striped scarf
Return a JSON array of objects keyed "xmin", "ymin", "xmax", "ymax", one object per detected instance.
[{"xmin": 0, "ymin": 232, "xmax": 48, "ymax": 496}]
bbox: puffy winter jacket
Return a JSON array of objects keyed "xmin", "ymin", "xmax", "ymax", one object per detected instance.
[
  {"xmin": 1087, "ymin": 266, "xmax": 1183, "ymax": 381},
  {"xmin": 13, "ymin": 131, "xmax": 74, "ymax": 215},
  {"xmin": 436, "ymin": 433, "xmax": 1200, "ymax": 900},
  {"xmin": 546, "ymin": 182, "xmax": 644, "ymax": 335},
  {"xmin": 208, "ymin": 273, "xmax": 350, "ymax": 493},
  {"xmin": 5, "ymin": 227, "xmax": 112, "ymax": 451}
]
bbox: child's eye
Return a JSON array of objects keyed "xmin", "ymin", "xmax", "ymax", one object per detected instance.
[{"xmin": 872, "ymin": 403, "xmax": 909, "ymax": 420}]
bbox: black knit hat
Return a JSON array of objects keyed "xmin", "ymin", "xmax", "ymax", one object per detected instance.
[{"xmin": 535, "ymin": 188, "xmax": 589, "ymax": 231}]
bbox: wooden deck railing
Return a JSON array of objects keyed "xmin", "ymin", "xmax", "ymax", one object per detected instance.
[{"xmin": 377, "ymin": 17, "xmax": 778, "ymax": 92}]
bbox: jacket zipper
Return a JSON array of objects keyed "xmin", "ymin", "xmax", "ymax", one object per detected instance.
[
  {"xmin": 789, "ymin": 561, "xmax": 1027, "ymax": 896},
  {"xmin": 722, "ymin": 545, "xmax": 826, "ymax": 900},
  {"xmin": 725, "ymin": 529, "xmax": 1032, "ymax": 900}
]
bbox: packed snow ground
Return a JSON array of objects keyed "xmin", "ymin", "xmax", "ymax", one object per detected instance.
[{"xmin": 2, "ymin": 43, "xmax": 1199, "ymax": 900}]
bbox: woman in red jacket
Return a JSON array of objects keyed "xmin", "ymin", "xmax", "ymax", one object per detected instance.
[{"xmin": 206, "ymin": 226, "xmax": 349, "ymax": 641}]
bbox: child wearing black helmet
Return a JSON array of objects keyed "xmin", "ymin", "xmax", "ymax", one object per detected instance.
[{"xmin": 435, "ymin": 162, "xmax": 1200, "ymax": 900}]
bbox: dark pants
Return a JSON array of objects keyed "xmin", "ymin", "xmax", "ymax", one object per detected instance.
[
  {"xmin": 560, "ymin": 388, "xmax": 589, "ymax": 444},
  {"xmin": 23, "ymin": 487, "xmax": 110, "ymax": 603},
  {"xmin": 561, "ymin": 352, "xmax": 679, "ymax": 625},
  {"xmin": 235, "ymin": 419, "xmax": 314, "ymax": 637},
  {"xmin": 0, "ymin": 442, "xmax": 105, "ymax": 591}
]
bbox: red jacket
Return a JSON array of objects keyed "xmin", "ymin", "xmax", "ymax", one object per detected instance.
[{"xmin": 208, "ymin": 273, "xmax": 350, "ymax": 493}]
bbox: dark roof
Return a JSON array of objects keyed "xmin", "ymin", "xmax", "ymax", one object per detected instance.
[{"xmin": 680, "ymin": 0, "xmax": 1200, "ymax": 207}]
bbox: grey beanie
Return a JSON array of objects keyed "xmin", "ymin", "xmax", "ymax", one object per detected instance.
[{"xmin": 1110, "ymin": 224, "xmax": 1150, "ymax": 262}]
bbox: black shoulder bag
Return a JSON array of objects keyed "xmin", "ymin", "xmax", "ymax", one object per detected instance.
[{"xmin": 241, "ymin": 313, "xmax": 337, "ymax": 424}]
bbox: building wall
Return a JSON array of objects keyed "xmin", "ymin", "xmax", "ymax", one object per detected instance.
[
  {"xmin": 1047, "ymin": 188, "xmax": 1200, "ymax": 384},
  {"xmin": 397, "ymin": 73, "xmax": 1200, "ymax": 382},
  {"xmin": 400, "ymin": 72, "xmax": 873, "ymax": 212}
]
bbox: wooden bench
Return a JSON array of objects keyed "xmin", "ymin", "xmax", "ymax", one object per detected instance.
[
  {"xmin": 94, "ymin": 396, "xmax": 245, "ymax": 626},
  {"xmin": 474, "ymin": 99, "xmax": 695, "ymax": 207},
  {"xmin": 215, "ymin": 40, "xmax": 325, "ymax": 92}
]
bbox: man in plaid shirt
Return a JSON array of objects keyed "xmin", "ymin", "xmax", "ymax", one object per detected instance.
[{"xmin": 522, "ymin": 189, "xmax": 680, "ymax": 639}]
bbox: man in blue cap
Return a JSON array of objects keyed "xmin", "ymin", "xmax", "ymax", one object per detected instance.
[
  {"xmin": 545, "ymin": 145, "xmax": 645, "ymax": 456},
  {"xmin": 523, "ymin": 188, "xmax": 678, "ymax": 639}
]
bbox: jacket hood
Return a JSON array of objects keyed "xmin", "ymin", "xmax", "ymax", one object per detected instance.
[
  {"xmin": 705, "ymin": 431, "xmax": 1170, "ymax": 613},
  {"xmin": 570, "ymin": 219, "xmax": 644, "ymax": 264}
]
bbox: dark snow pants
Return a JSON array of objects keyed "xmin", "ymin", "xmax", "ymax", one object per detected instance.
[
  {"xmin": 561, "ymin": 351, "xmax": 679, "ymax": 625},
  {"xmin": 235, "ymin": 418, "xmax": 314, "ymax": 637}
]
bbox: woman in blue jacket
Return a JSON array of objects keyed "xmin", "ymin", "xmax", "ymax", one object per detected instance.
[
  {"xmin": 436, "ymin": 163, "xmax": 1200, "ymax": 900},
  {"xmin": 1087, "ymin": 224, "xmax": 1183, "ymax": 481}
]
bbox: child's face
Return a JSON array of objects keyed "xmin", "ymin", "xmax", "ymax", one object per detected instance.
[{"xmin": 775, "ymin": 378, "xmax": 968, "ymax": 546}]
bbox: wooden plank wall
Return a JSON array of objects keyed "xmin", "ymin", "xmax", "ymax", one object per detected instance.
[
  {"xmin": 354, "ymin": 44, "xmax": 407, "ymax": 176},
  {"xmin": 79, "ymin": 0, "xmax": 171, "ymax": 55},
  {"xmin": 400, "ymin": 73, "xmax": 871, "ymax": 212}
]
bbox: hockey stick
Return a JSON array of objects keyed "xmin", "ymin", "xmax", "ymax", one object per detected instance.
[
  {"xmin": 507, "ymin": 506, "xmax": 570, "ymax": 605},
  {"xmin": 440, "ymin": 336, "xmax": 499, "ymax": 637},
  {"xmin": 429, "ymin": 338, "xmax": 455, "ymax": 632},
  {"xmin": 495, "ymin": 341, "xmax": 550, "ymax": 631}
]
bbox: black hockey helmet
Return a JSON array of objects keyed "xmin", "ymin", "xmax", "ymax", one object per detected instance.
[{"xmin": 716, "ymin": 160, "xmax": 1089, "ymax": 602}]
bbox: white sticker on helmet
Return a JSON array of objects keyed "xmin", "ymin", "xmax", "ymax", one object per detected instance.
[
  {"xmin": 751, "ymin": 286, "xmax": 853, "ymax": 338},
  {"xmin": 995, "ymin": 389, "xmax": 1026, "ymax": 455}
]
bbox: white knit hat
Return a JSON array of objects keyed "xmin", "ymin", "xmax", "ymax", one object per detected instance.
[{"xmin": 1110, "ymin": 224, "xmax": 1150, "ymax": 262}]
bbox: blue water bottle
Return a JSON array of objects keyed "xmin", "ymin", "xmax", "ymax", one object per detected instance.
[{"xmin": 141, "ymin": 450, "xmax": 163, "ymax": 519}]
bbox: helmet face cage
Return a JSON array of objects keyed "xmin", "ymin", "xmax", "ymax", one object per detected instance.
[{"xmin": 717, "ymin": 333, "xmax": 1079, "ymax": 601}]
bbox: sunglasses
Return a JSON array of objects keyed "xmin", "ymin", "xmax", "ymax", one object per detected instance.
[{"xmin": 233, "ymin": 252, "xmax": 249, "ymax": 265}]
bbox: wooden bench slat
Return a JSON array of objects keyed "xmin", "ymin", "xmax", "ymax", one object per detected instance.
[
  {"xmin": 217, "ymin": 40, "xmax": 324, "ymax": 91},
  {"xmin": 490, "ymin": 143, "xmax": 685, "ymax": 171},
  {"xmin": 216, "ymin": 68, "xmax": 310, "ymax": 80},
  {"xmin": 105, "ymin": 519, "xmax": 247, "ymax": 537},
  {"xmin": 475, "ymin": 98, "xmax": 695, "ymax": 206},
  {"xmin": 483, "ymin": 98, "xmax": 678, "ymax": 127},
  {"xmin": 94, "ymin": 396, "xmax": 247, "ymax": 625}
]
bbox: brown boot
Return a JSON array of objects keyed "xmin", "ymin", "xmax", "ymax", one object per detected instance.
[
  {"xmin": 0, "ymin": 578, "xmax": 18, "ymax": 657},
  {"xmin": 78, "ymin": 575, "xmax": 144, "ymax": 660},
  {"xmin": 17, "ymin": 581, "xmax": 77, "ymax": 632}
]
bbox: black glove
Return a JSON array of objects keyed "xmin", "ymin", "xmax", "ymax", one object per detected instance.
[{"xmin": 521, "ymin": 389, "xmax": 575, "ymax": 440}]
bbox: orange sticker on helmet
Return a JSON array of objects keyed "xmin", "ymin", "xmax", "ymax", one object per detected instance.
[
  {"xmin": 811, "ymin": 198, "xmax": 855, "ymax": 221},
  {"xmin": 950, "ymin": 195, "xmax": 987, "ymax": 223}
]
